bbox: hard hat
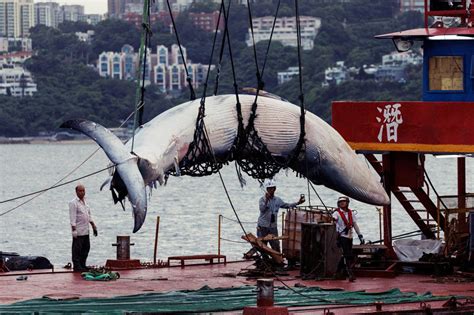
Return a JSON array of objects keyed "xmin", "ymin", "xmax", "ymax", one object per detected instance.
[
  {"xmin": 264, "ymin": 179, "xmax": 276, "ymax": 189},
  {"xmin": 337, "ymin": 196, "xmax": 350, "ymax": 203}
]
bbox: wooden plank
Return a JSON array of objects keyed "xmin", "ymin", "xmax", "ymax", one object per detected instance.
[{"xmin": 241, "ymin": 233, "xmax": 284, "ymax": 265}]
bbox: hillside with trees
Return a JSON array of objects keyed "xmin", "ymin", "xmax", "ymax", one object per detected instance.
[{"xmin": 0, "ymin": 0, "xmax": 423, "ymax": 137}]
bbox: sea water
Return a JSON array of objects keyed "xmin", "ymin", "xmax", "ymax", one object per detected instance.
[{"xmin": 1, "ymin": 143, "xmax": 473, "ymax": 266}]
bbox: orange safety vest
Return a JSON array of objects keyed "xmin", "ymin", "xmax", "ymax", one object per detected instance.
[{"xmin": 336, "ymin": 208, "xmax": 353, "ymax": 229}]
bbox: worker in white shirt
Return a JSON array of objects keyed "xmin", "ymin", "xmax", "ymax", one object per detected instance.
[{"xmin": 69, "ymin": 184, "xmax": 98, "ymax": 272}]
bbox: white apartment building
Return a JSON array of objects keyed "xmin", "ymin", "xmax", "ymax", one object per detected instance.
[
  {"xmin": 323, "ymin": 61, "xmax": 350, "ymax": 86},
  {"xmin": 246, "ymin": 16, "xmax": 321, "ymax": 50},
  {"xmin": 98, "ymin": 44, "xmax": 149, "ymax": 82},
  {"xmin": 322, "ymin": 51, "xmax": 423, "ymax": 86},
  {"xmin": 277, "ymin": 66, "xmax": 299, "ymax": 85},
  {"xmin": 382, "ymin": 51, "xmax": 423, "ymax": 67},
  {"xmin": 0, "ymin": 0, "xmax": 34, "ymax": 38},
  {"xmin": 376, "ymin": 51, "xmax": 423, "ymax": 82},
  {"xmin": 0, "ymin": 63, "xmax": 37, "ymax": 96},
  {"xmin": 75, "ymin": 30, "xmax": 94, "ymax": 43},
  {"xmin": 98, "ymin": 44, "xmax": 211, "ymax": 94},
  {"xmin": 155, "ymin": 44, "xmax": 212, "ymax": 93},
  {"xmin": 34, "ymin": 1, "xmax": 59, "ymax": 28},
  {"xmin": 0, "ymin": 36, "xmax": 31, "ymax": 52}
]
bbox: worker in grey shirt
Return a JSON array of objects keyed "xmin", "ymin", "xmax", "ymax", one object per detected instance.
[{"xmin": 258, "ymin": 179, "xmax": 305, "ymax": 252}]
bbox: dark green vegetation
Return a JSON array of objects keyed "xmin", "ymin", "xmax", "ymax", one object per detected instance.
[{"xmin": 0, "ymin": 0, "xmax": 423, "ymax": 137}]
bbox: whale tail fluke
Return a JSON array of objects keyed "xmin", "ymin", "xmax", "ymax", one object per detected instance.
[{"xmin": 61, "ymin": 119, "xmax": 147, "ymax": 233}]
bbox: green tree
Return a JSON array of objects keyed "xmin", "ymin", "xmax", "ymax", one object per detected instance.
[
  {"xmin": 0, "ymin": 0, "xmax": 426, "ymax": 137},
  {"xmin": 92, "ymin": 19, "xmax": 141, "ymax": 58}
]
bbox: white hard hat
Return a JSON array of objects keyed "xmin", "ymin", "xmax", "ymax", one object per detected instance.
[
  {"xmin": 264, "ymin": 179, "xmax": 276, "ymax": 189},
  {"xmin": 337, "ymin": 196, "xmax": 350, "ymax": 203}
]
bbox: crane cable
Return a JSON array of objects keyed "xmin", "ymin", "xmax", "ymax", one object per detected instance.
[
  {"xmin": 213, "ymin": 1, "xmax": 228, "ymax": 96},
  {"xmin": 246, "ymin": 0, "xmax": 281, "ymax": 90},
  {"xmin": 166, "ymin": 0, "xmax": 196, "ymax": 101},
  {"xmin": 206, "ymin": 0, "xmax": 332, "ymax": 304},
  {"xmin": 131, "ymin": 0, "xmax": 154, "ymax": 153},
  {"xmin": 0, "ymin": 166, "xmax": 114, "ymax": 217}
]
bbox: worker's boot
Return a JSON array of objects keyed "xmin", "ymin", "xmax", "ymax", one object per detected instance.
[{"xmin": 347, "ymin": 269, "xmax": 356, "ymax": 282}]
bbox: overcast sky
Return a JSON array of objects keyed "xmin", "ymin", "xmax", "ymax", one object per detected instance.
[{"xmin": 35, "ymin": 0, "xmax": 107, "ymax": 14}]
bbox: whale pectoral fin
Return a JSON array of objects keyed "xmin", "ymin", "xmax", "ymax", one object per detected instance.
[
  {"xmin": 100, "ymin": 177, "xmax": 112, "ymax": 191},
  {"xmin": 117, "ymin": 158, "xmax": 147, "ymax": 232},
  {"xmin": 61, "ymin": 119, "xmax": 148, "ymax": 233}
]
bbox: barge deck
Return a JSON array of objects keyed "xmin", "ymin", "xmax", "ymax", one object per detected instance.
[{"xmin": 1, "ymin": 260, "xmax": 473, "ymax": 314}]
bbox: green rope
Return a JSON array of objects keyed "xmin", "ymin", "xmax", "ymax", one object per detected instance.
[{"xmin": 81, "ymin": 270, "xmax": 120, "ymax": 281}]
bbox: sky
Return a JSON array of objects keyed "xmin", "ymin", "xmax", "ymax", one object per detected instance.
[{"xmin": 35, "ymin": 0, "xmax": 107, "ymax": 14}]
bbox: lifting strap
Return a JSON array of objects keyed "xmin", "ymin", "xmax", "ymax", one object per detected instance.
[
  {"xmin": 170, "ymin": 0, "xmax": 306, "ymax": 181},
  {"xmin": 294, "ymin": 0, "xmax": 306, "ymax": 149},
  {"xmin": 168, "ymin": 0, "xmax": 233, "ymax": 177},
  {"xmin": 231, "ymin": 0, "xmax": 305, "ymax": 180}
]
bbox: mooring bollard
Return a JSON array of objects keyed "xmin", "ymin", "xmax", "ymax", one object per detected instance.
[
  {"xmin": 256, "ymin": 279, "xmax": 274, "ymax": 307},
  {"xmin": 106, "ymin": 235, "xmax": 141, "ymax": 269},
  {"xmin": 112, "ymin": 236, "xmax": 135, "ymax": 260},
  {"xmin": 243, "ymin": 278, "xmax": 288, "ymax": 315}
]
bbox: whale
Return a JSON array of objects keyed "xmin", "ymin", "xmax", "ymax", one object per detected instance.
[{"xmin": 61, "ymin": 94, "xmax": 390, "ymax": 232}]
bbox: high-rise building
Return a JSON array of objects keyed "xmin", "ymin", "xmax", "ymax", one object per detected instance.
[
  {"xmin": 189, "ymin": 11, "xmax": 224, "ymax": 32},
  {"xmin": 108, "ymin": 0, "xmax": 124, "ymax": 17},
  {"xmin": 58, "ymin": 4, "xmax": 84, "ymax": 24},
  {"xmin": 154, "ymin": 0, "xmax": 192, "ymax": 12},
  {"xmin": 108, "ymin": 0, "xmax": 143, "ymax": 18},
  {"xmin": 0, "ymin": 0, "xmax": 34, "ymax": 38},
  {"xmin": 34, "ymin": 2, "xmax": 59, "ymax": 28},
  {"xmin": 246, "ymin": 16, "xmax": 321, "ymax": 51}
]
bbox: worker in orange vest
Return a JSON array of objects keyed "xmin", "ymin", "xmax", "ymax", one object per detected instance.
[{"xmin": 332, "ymin": 196, "xmax": 364, "ymax": 281}]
